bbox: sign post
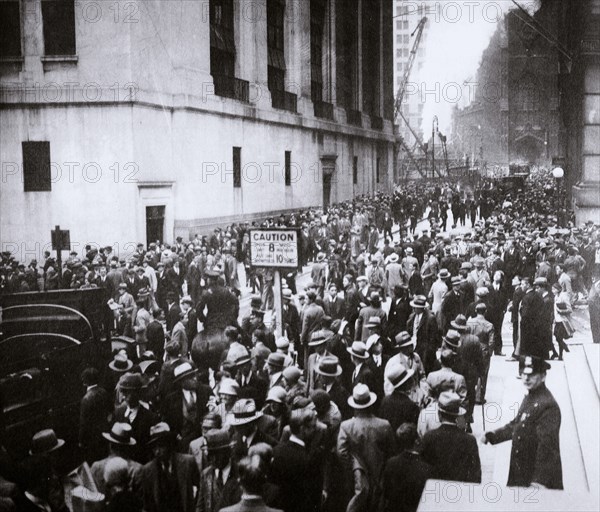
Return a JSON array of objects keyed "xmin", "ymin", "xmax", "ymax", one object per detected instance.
[
  {"xmin": 51, "ymin": 225, "xmax": 70, "ymax": 282},
  {"xmin": 249, "ymin": 229, "xmax": 300, "ymax": 339}
]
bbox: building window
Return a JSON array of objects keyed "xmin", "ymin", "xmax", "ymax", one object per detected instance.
[
  {"xmin": 310, "ymin": 0, "xmax": 326, "ymax": 103},
  {"xmin": 404, "ymin": 34, "xmax": 409, "ymax": 44},
  {"xmin": 403, "ymin": 20, "xmax": 408, "ymax": 30},
  {"xmin": 209, "ymin": 0, "xmax": 235, "ymax": 78},
  {"xmin": 267, "ymin": 0, "xmax": 286, "ymax": 93},
  {"xmin": 376, "ymin": 157, "xmax": 380, "ymax": 183},
  {"xmin": 0, "ymin": 1, "xmax": 21, "ymax": 57},
  {"xmin": 22, "ymin": 142, "xmax": 51, "ymax": 192},
  {"xmin": 353, "ymin": 156, "xmax": 358, "ymax": 185},
  {"xmin": 403, "ymin": 48, "xmax": 409, "ymax": 57},
  {"xmin": 285, "ymin": 151, "xmax": 291, "ymax": 186},
  {"xmin": 42, "ymin": 0, "xmax": 76, "ymax": 55},
  {"xmin": 233, "ymin": 147, "xmax": 241, "ymax": 188}
]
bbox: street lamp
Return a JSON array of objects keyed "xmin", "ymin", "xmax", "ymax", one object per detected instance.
[{"xmin": 552, "ymin": 167, "xmax": 564, "ymax": 227}]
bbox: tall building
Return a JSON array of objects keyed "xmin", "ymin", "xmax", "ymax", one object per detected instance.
[
  {"xmin": 392, "ymin": 1, "xmax": 429, "ymax": 150},
  {"xmin": 0, "ymin": 0, "xmax": 394, "ymax": 257}
]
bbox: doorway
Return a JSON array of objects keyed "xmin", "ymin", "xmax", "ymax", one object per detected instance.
[
  {"xmin": 146, "ymin": 205, "xmax": 165, "ymax": 245},
  {"xmin": 323, "ymin": 174, "xmax": 332, "ymax": 209}
]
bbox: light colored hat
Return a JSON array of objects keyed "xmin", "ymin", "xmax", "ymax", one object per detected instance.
[
  {"xmin": 347, "ymin": 384, "xmax": 377, "ymax": 409},
  {"xmin": 172, "ymin": 361, "xmax": 197, "ymax": 384},
  {"xmin": 438, "ymin": 391, "xmax": 466, "ymax": 416},
  {"xmin": 365, "ymin": 334, "xmax": 381, "ymax": 352},
  {"xmin": 266, "ymin": 386, "xmax": 287, "ymax": 404},
  {"xmin": 387, "ymin": 364, "xmax": 415, "ymax": 390},
  {"xmin": 231, "ymin": 399, "xmax": 263, "ymax": 425},
  {"xmin": 102, "ymin": 423, "xmax": 136, "ymax": 446},
  {"xmin": 347, "ymin": 341, "xmax": 369, "ymax": 359},
  {"xmin": 276, "ymin": 336, "xmax": 290, "ymax": 350},
  {"xmin": 219, "ymin": 378, "xmax": 240, "ymax": 396}
]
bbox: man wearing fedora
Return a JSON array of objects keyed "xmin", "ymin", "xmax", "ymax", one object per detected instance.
[
  {"xmin": 114, "ymin": 373, "xmax": 158, "ymax": 463},
  {"xmin": 426, "ymin": 349, "xmax": 467, "ymax": 405},
  {"xmin": 337, "ymin": 384, "xmax": 396, "ymax": 510},
  {"xmin": 231, "ymin": 399, "xmax": 277, "ymax": 461},
  {"xmin": 387, "ymin": 284, "xmax": 411, "ymax": 337},
  {"xmin": 323, "ymin": 282, "xmax": 344, "ymax": 321},
  {"xmin": 314, "ymin": 355, "xmax": 351, "ymax": 420},
  {"xmin": 139, "ymin": 423, "xmax": 199, "ymax": 512},
  {"xmin": 306, "ymin": 329, "xmax": 334, "ymax": 394},
  {"xmin": 231, "ymin": 348, "xmax": 269, "ymax": 410},
  {"xmin": 407, "ymin": 295, "xmax": 440, "ymax": 374},
  {"xmin": 265, "ymin": 353, "xmax": 286, "ymax": 389},
  {"xmin": 519, "ymin": 276, "xmax": 546, "ymax": 358},
  {"xmin": 91, "ymin": 422, "xmax": 142, "ymax": 495},
  {"xmin": 483, "ymin": 356, "xmax": 563, "ymax": 489},
  {"xmin": 311, "ymin": 252, "xmax": 328, "ymax": 298},
  {"xmin": 198, "ymin": 428, "xmax": 241, "ymax": 512},
  {"xmin": 347, "ymin": 341, "xmax": 377, "ymax": 395},
  {"xmin": 162, "ymin": 361, "xmax": 211, "ymax": 451},
  {"xmin": 421, "ymin": 391, "xmax": 481, "ymax": 483},
  {"xmin": 440, "ymin": 276, "xmax": 467, "ymax": 333},
  {"xmin": 379, "ymin": 364, "xmax": 420, "ymax": 431}
]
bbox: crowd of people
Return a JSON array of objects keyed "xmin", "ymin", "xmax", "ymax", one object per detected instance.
[{"xmin": 0, "ymin": 168, "xmax": 599, "ymax": 511}]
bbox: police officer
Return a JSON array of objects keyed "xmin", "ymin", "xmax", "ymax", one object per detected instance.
[{"xmin": 481, "ymin": 356, "xmax": 563, "ymax": 489}]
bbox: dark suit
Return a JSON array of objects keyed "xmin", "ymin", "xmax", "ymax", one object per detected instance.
[
  {"xmin": 381, "ymin": 451, "xmax": 433, "ymax": 512},
  {"xmin": 486, "ymin": 384, "xmax": 562, "ymax": 489},
  {"xmin": 519, "ymin": 289, "xmax": 546, "ymax": 358},
  {"xmin": 487, "ymin": 284, "xmax": 509, "ymax": 354},
  {"xmin": 511, "ymin": 286, "xmax": 525, "ymax": 354},
  {"xmin": 350, "ymin": 362, "xmax": 377, "ymax": 393},
  {"xmin": 114, "ymin": 403, "xmax": 158, "ymax": 463},
  {"xmin": 197, "ymin": 464, "xmax": 241, "ymax": 512},
  {"xmin": 166, "ymin": 303, "xmax": 182, "ymax": 333},
  {"xmin": 79, "ymin": 385, "xmax": 111, "ymax": 463},
  {"xmin": 387, "ymin": 297, "xmax": 411, "ymax": 337},
  {"xmin": 232, "ymin": 428, "xmax": 278, "ymax": 462},
  {"xmin": 407, "ymin": 310, "xmax": 440, "ymax": 374},
  {"xmin": 146, "ymin": 320, "xmax": 166, "ymax": 360},
  {"xmin": 378, "ymin": 390, "xmax": 420, "ymax": 431},
  {"xmin": 238, "ymin": 372, "xmax": 269, "ymax": 410},
  {"xmin": 162, "ymin": 385, "xmax": 211, "ymax": 447},
  {"xmin": 422, "ymin": 423, "xmax": 481, "ymax": 483},
  {"xmin": 139, "ymin": 453, "xmax": 199, "ymax": 512},
  {"xmin": 323, "ymin": 296, "xmax": 345, "ymax": 321},
  {"xmin": 271, "ymin": 441, "xmax": 321, "ymax": 512},
  {"xmin": 440, "ymin": 290, "xmax": 465, "ymax": 333}
]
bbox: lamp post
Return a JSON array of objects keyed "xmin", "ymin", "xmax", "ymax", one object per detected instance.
[{"xmin": 552, "ymin": 167, "xmax": 564, "ymax": 227}]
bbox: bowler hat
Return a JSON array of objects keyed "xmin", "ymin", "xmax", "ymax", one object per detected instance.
[
  {"xmin": 266, "ymin": 386, "xmax": 287, "ymax": 404},
  {"xmin": 267, "ymin": 352, "xmax": 286, "ymax": 368},
  {"xmin": 450, "ymin": 315, "xmax": 469, "ymax": 332},
  {"xmin": 147, "ymin": 422, "xmax": 175, "ymax": 446},
  {"xmin": 347, "ymin": 384, "xmax": 377, "ymax": 409},
  {"xmin": 29, "ymin": 429, "xmax": 65, "ymax": 455},
  {"xmin": 102, "ymin": 423, "xmax": 137, "ymax": 446},
  {"xmin": 282, "ymin": 366, "xmax": 302, "ymax": 384}
]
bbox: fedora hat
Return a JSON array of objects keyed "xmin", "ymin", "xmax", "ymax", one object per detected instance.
[
  {"xmin": 476, "ymin": 286, "xmax": 489, "ymax": 297},
  {"xmin": 356, "ymin": 275, "xmax": 368, "ymax": 283},
  {"xmin": 282, "ymin": 366, "xmax": 302, "ymax": 384},
  {"xmin": 147, "ymin": 422, "xmax": 175, "ymax": 446},
  {"xmin": 410, "ymin": 295, "xmax": 427, "ymax": 308},
  {"xmin": 395, "ymin": 331, "xmax": 414, "ymax": 348},
  {"xmin": 316, "ymin": 252, "xmax": 326, "ymax": 262},
  {"xmin": 534, "ymin": 277, "xmax": 549, "ymax": 287},
  {"xmin": 102, "ymin": 423, "xmax": 137, "ymax": 446},
  {"xmin": 438, "ymin": 391, "xmax": 466, "ymax": 416},
  {"xmin": 366, "ymin": 316, "xmax": 382, "ymax": 328},
  {"xmin": 172, "ymin": 361, "xmax": 197, "ymax": 384},
  {"xmin": 365, "ymin": 334, "xmax": 381, "ymax": 352},
  {"xmin": 443, "ymin": 330, "xmax": 461, "ymax": 350},
  {"xmin": 387, "ymin": 364, "xmax": 415, "ymax": 390},
  {"xmin": 266, "ymin": 386, "xmax": 287, "ymax": 404},
  {"xmin": 205, "ymin": 428, "xmax": 232, "ymax": 452},
  {"xmin": 117, "ymin": 372, "xmax": 146, "ymax": 391},
  {"xmin": 267, "ymin": 352, "xmax": 286, "ymax": 368},
  {"xmin": 231, "ymin": 399, "xmax": 263, "ymax": 425},
  {"xmin": 315, "ymin": 356, "xmax": 343, "ymax": 377},
  {"xmin": 347, "ymin": 341, "xmax": 369, "ymax": 359},
  {"xmin": 450, "ymin": 315, "xmax": 469, "ymax": 332},
  {"xmin": 249, "ymin": 295, "xmax": 263, "ymax": 309},
  {"xmin": 451, "ymin": 276, "xmax": 464, "ymax": 286},
  {"xmin": 30, "ymin": 429, "xmax": 65, "ymax": 455},
  {"xmin": 460, "ymin": 262, "xmax": 473, "ymax": 271},
  {"xmin": 438, "ymin": 269, "xmax": 451, "ymax": 279},
  {"xmin": 347, "ymin": 384, "xmax": 377, "ymax": 409},
  {"xmin": 308, "ymin": 329, "xmax": 329, "ymax": 347},
  {"xmin": 109, "ymin": 353, "xmax": 133, "ymax": 372}
]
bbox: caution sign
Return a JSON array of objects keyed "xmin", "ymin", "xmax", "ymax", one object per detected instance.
[{"xmin": 249, "ymin": 229, "xmax": 299, "ymax": 268}]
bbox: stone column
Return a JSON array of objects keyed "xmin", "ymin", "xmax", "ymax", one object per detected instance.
[
  {"xmin": 356, "ymin": 0, "xmax": 363, "ymax": 110},
  {"xmin": 323, "ymin": 0, "xmax": 336, "ymax": 104},
  {"xmin": 573, "ymin": 61, "xmax": 600, "ymax": 223},
  {"xmin": 378, "ymin": 0, "xmax": 384, "ymax": 117}
]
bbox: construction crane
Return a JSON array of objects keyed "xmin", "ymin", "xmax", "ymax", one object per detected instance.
[{"xmin": 393, "ymin": 17, "xmax": 432, "ymax": 179}]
